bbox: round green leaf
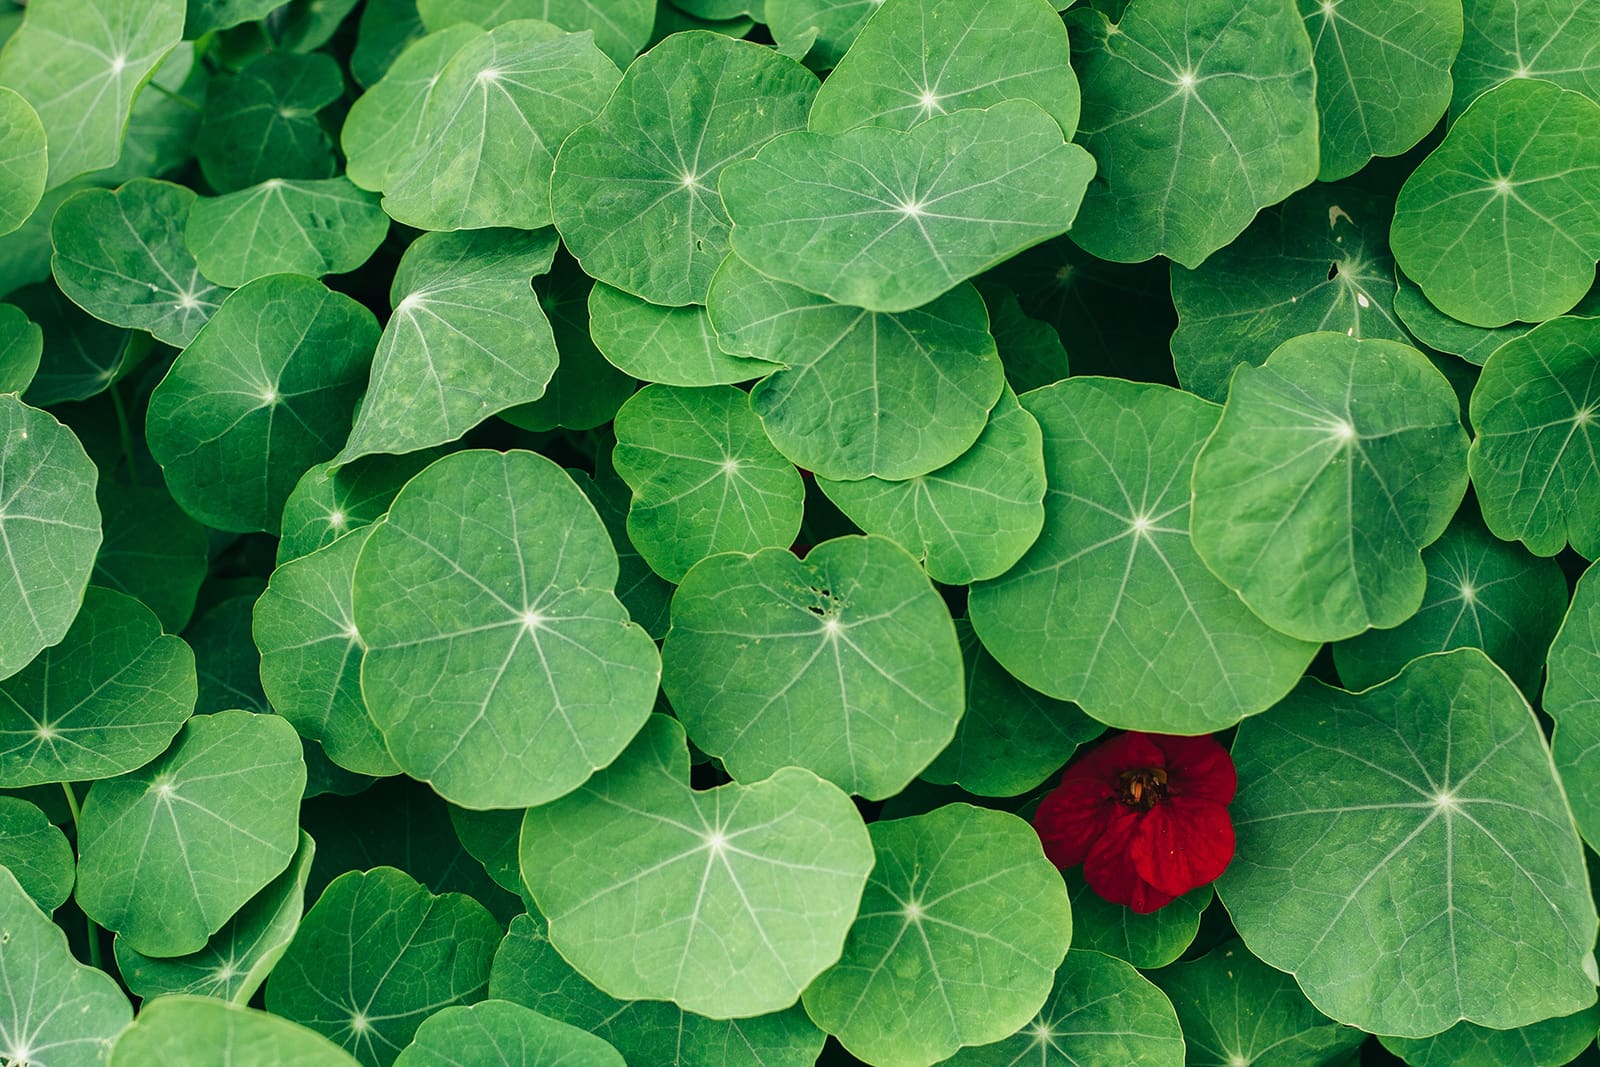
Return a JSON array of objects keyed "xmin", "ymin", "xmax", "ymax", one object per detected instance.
[
  {"xmin": 278, "ymin": 452, "xmax": 446, "ymax": 565},
  {"xmin": 187, "ymin": 177, "xmax": 391, "ymax": 289},
  {"xmin": 92, "ymin": 480, "xmax": 209, "ymax": 632},
  {"xmin": 77, "ymin": 709, "xmax": 307, "ymax": 957},
  {"xmin": 13, "ymin": 282, "xmax": 139, "ymax": 407},
  {"xmin": 807, "ymin": 0, "xmax": 1080, "ymax": 137},
  {"xmin": 723, "ymin": 100, "xmax": 1094, "ymax": 313},
  {"xmin": 1218, "ymin": 649, "xmax": 1600, "ymax": 1037},
  {"xmin": 573, "ymin": 467, "xmax": 674, "ymax": 640},
  {"xmin": 1544, "ymin": 561, "xmax": 1600, "ymax": 851},
  {"xmin": 662, "ymin": 535, "xmax": 964, "ymax": 799},
  {"xmin": 197, "ymin": 52, "xmax": 342, "ymax": 193},
  {"xmin": 0, "ymin": 795, "xmax": 73, "ymax": 911},
  {"xmin": 982, "ymin": 282, "xmax": 1070, "ymax": 394},
  {"xmin": 1390, "ymin": 268, "xmax": 1600, "ymax": 367},
  {"xmin": 449, "ymin": 806, "xmax": 524, "ymax": 896},
  {"xmin": 108, "ymin": 995, "xmax": 361, "ymax": 1067},
  {"xmin": 0, "ymin": 395, "xmax": 101, "ymax": 681},
  {"xmin": 519, "ymin": 714, "xmax": 874, "ymax": 1018},
  {"xmin": 1190, "ymin": 333, "xmax": 1469, "ymax": 643},
  {"xmin": 587, "ymin": 283, "xmax": 774, "ymax": 386},
  {"xmin": 101, "ymin": 42, "xmax": 207, "ymax": 185},
  {"xmin": 394, "ymin": 1001, "xmax": 624, "ymax": 1067},
  {"xmin": 765, "ymin": 0, "xmax": 878, "ymax": 68},
  {"xmin": 353, "ymin": 449, "xmax": 660, "ymax": 809},
  {"xmin": 146, "ymin": 274, "xmax": 379, "ymax": 533},
  {"xmin": 1392, "ymin": 79, "xmax": 1600, "ymax": 328},
  {"xmin": 1066, "ymin": 0, "xmax": 1319, "ymax": 267},
  {"xmin": 1381, "ymin": 1007, "xmax": 1600, "ymax": 1067},
  {"xmin": 352, "ymin": 0, "xmax": 429, "ymax": 87},
  {"xmin": 801, "ymin": 803, "xmax": 1072, "ymax": 1066},
  {"xmin": 0, "ymin": 301, "xmax": 42, "ymax": 393},
  {"xmin": 417, "ymin": 0, "xmax": 654, "ymax": 69},
  {"xmin": 0, "ymin": 87, "xmax": 45, "ymax": 237},
  {"xmin": 612, "ymin": 384, "xmax": 805, "ymax": 582},
  {"xmin": 186, "ymin": 0, "xmax": 296, "ymax": 38},
  {"xmin": 1452, "ymin": 0, "xmax": 1600, "ymax": 114},
  {"xmin": 551, "ymin": 31, "xmax": 818, "ymax": 306},
  {"xmin": 973, "ymin": 377, "xmax": 1318, "ymax": 729},
  {"xmin": 709, "ymin": 257, "xmax": 1004, "ymax": 481},
  {"xmin": 1065, "ymin": 871, "xmax": 1209, "ymax": 970}
]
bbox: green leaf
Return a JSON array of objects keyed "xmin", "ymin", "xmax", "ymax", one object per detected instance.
[
  {"xmin": 1067, "ymin": 0, "xmax": 1319, "ymax": 267},
  {"xmin": 77, "ymin": 709, "xmax": 307, "ymax": 957},
  {"xmin": 187, "ymin": 177, "xmax": 391, "ymax": 289},
  {"xmin": 417, "ymin": 0, "xmax": 655, "ymax": 69},
  {"xmin": 0, "ymin": 301, "xmax": 42, "ymax": 392},
  {"xmin": 189, "ymin": 596, "xmax": 271, "ymax": 715},
  {"xmin": 0, "ymin": 87, "xmax": 45, "ymax": 237},
  {"xmin": 613, "ymin": 384, "xmax": 805, "ymax": 582},
  {"xmin": 972, "ymin": 377, "xmax": 1318, "ymax": 730},
  {"xmin": 1542, "ymin": 561, "xmax": 1600, "ymax": 851},
  {"xmin": 807, "ymin": 0, "xmax": 1080, "ymax": 136},
  {"xmin": 184, "ymin": 0, "xmax": 290, "ymax": 37},
  {"xmin": 663, "ymin": 535, "xmax": 964, "ymax": 799},
  {"xmin": 1468, "ymin": 315, "xmax": 1600, "ymax": 557},
  {"xmin": 765, "ymin": 0, "xmax": 879, "ymax": 68},
  {"xmin": 197, "ymin": 52, "xmax": 342, "ymax": 193},
  {"xmin": 353, "ymin": 449, "xmax": 660, "ymax": 809},
  {"xmin": 520, "ymin": 714, "xmax": 874, "ymax": 1017},
  {"xmin": 1452, "ymin": 0, "xmax": 1600, "ymax": 114},
  {"xmin": 146, "ymin": 274, "xmax": 379, "ymax": 533},
  {"xmin": 1190, "ymin": 333, "xmax": 1469, "ymax": 643},
  {"xmin": 1381, "ymin": 1007, "xmax": 1600, "ymax": 1067},
  {"xmin": 108, "ymin": 995, "xmax": 361, "ymax": 1067},
  {"xmin": 817, "ymin": 385, "xmax": 1046, "ymax": 584},
  {"xmin": 1392, "ymin": 78, "xmax": 1600, "ymax": 328},
  {"xmin": 587, "ymin": 283, "xmax": 775, "ymax": 386},
  {"xmin": 337, "ymin": 228, "xmax": 560, "ymax": 464},
  {"xmin": 802, "ymin": 803, "xmax": 1071, "ymax": 1065},
  {"xmin": 449, "ymin": 806, "xmax": 525, "ymax": 896},
  {"xmin": 275, "ymin": 0, "xmax": 363, "ymax": 52},
  {"xmin": 723, "ymin": 100, "xmax": 1094, "ymax": 313},
  {"xmin": 1390, "ymin": 268, "xmax": 1600, "ymax": 367},
  {"xmin": 99, "ymin": 43, "xmax": 207, "ymax": 185},
  {"xmin": 265, "ymin": 866, "xmax": 510, "ymax": 1066},
  {"xmin": 352, "ymin": 0, "xmax": 429, "ymax": 87},
  {"xmin": 573, "ymin": 467, "xmax": 675, "ymax": 640},
  {"xmin": 50, "ymin": 178, "xmax": 228, "ymax": 346},
  {"xmin": 709, "ymin": 257, "xmax": 1004, "ymax": 480},
  {"xmin": 1151, "ymin": 939, "xmax": 1367, "ymax": 1067},
  {"xmin": 0, "ymin": 795, "xmax": 73, "ymax": 911},
  {"xmin": 394, "ymin": 1001, "xmax": 625, "ymax": 1067},
  {"xmin": 981, "ymin": 283, "xmax": 1069, "ymax": 395},
  {"xmin": 552, "ymin": 31, "xmax": 819, "ymax": 306},
  {"xmin": 490, "ymin": 912, "xmax": 828, "ymax": 1067},
  {"xmin": 278, "ymin": 452, "xmax": 446, "ymax": 565},
  {"xmin": 1218, "ymin": 649, "xmax": 1600, "ymax": 1037},
  {"xmin": 0, "ymin": 865, "xmax": 131, "ymax": 1067},
  {"xmin": 1170, "ymin": 184, "xmax": 1407, "ymax": 402},
  {"xmin": 0, "ymin": 395, "xmax": 101, "ymax": 681},
  {"xmin": 92, "ymin": 481, "xmax": 208, "ymax": 634},
  {"xmin": 0, "ymin": 0, "xmax": 184, "ymax": 188},
  {"xmin": 13, "ymin": 282, "xmax": 139, "ymax": 406},
  {"xmin": 0, "ymin": 586, "xmax": 195, "ymax": 787},
  {"xmin": 1065, "ymin": 871, "xmax": 1209, "ymax": 970},
  {"xmin": 114, "ymin": 829, "xmax": 316, "ymax": 1003}
]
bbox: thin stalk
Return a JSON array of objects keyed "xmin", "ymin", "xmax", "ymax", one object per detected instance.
[
  {"xmin": 109, "ymin": 383, "xmax": 139, "ymax": 488},
  {"xmin": 59, "ymin": 782, "xmax": 104, "ymax": 972},
  {"xmin": 145, "ymin": 80, "xmax": 203, "ymax": 111}
]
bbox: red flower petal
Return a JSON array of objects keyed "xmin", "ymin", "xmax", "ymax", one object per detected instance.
[
  {"xmin": 1033, "ymin": 776, "xmax": 1115, "ymax": 868},
  {"xmin": 1082, "ymin": 812, "xmax": 1177, "ymax": 913},
  {"xmin": 1067, "ymin": 731, "xmax": 1168, "ymax": 784},
  {"xmin": 1152, "ymin": 733, "xmax": 1236, "ymax": 804},
  {"xmin": 1126, "ymin": 796, "xmax": 1235, "ymax": 898}
]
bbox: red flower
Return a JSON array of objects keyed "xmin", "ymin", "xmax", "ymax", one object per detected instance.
[{"xmin": 1033, "ymin": 731, "xmax": 1236, "ymax": 914}]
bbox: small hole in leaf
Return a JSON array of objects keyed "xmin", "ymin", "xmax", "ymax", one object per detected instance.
[{"xmin": 1327, "ymin": 262, "xmax": 1339, "ymax": 280}]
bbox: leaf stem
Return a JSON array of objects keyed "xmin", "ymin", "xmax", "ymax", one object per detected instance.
[
  {"xmin": 59, "ymin": 782, "xmax": 105, "ymax": 972},
  {"xmin": 109, "ymin": 383, "xmax": 139, "ymax": 488},
  {"xmin": 145, "ymin": 79, "xmax": 203, "ymax": 112}
]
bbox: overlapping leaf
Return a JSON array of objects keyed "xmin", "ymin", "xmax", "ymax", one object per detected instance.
[
  {"xmin": 108, "ymin": 995, "xmax": 361, "ymax": 1067},
  {"xmin": 393, "ymin": 1001, "xmax": 625, "ymax": 1067},
  {"xmin": 187, "ymin": 178, "xmax": 390, "ymax": 288},
  {"xmin": 0, "ymin": 88, "xmax": 45, "ymax": 236},
  {"xmin": 197, "ymin": 52, "xmax": 342, "ymax": 192},
  {"xmin": 0, "ymin": 795, "xmax": 73, "ymax": 911},
  {"xmin": 416, "ymin": 0, "xmax": 655, "ymax": 68},
  {"xmin": 1452, "ymin": 0, "xmax": 1600, "ymax": 113},
  {"xmin": 587, "ymin": 283, "xmax": 774, "ymax": 386}
]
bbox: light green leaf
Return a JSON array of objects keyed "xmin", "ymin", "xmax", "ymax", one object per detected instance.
[
  {"xmin": 573, "ymin": 467, "xmax": 674, "ymax": 640},
  {"xmin": 278, "ymin": 452, "xmax": 446, "ymax": 565},
  {"xmin": 98, "ymin": 43, "xmax": 207, "ymax": 185},
  {"xmin": 1390, "ymin": 268, "xmax": 1600, "ymax": 367},
  {"xmin": 187, "ymin": 177, "xmax": 391, "ymax": 288},
  {"xmin": 13, "ymin": 282, "xmax": 139, "ymax": 406},
  {"xmin": 1392, "ymin": 78, "xmax": 1600, "ymax": 328},
  {"xmin": 353, "ymin": 449, "xmax": 660, "ymax": 809},
  {"xmin": 709, "ymin": 257, "xmax": 1004, "ymax": 480},
  {"xmin": 337, "ymin": 228, "xmax": 560, "ymax": 464},
  {"xmin": 394, "ymin": 1001, "xmax": 624, "ymax": 1067},
  {"xmin": 0, "ymin": 795, "xmax": 73, "ymax": 911},
  {"xmin": 0, "ymin": 302, "xmax": 42, "ymax": 392},
  {"xmin": 1066, "ymin": 0, "xmax": 1319, "ymax": 267},
  {"xmin": 587, "ymin": 282, "xmax": 775, "ymax": 386},
  {"xmin": 1452, "ymin": 0, "xmax": 1600, "ymax": 114},
  {"xmin": 146, "ymin": 274, "xmax": 379, "ymax": 533},
  {"xmin": 552, "ymin": 31, "xmax": 818, "ymax": 306},
  {"xmin": 724, "ymin": 100, "xmax": 1094, "ymax": 313},
  {"xmin": 1190, "ymin": 333, "xmax": 1469, "ymax": 643},
  {"xmin": 197, "ymin": 52, "xmax": 342, "ymax": 193},
  {"xmin": 663, "ymin": 535, "xmax": 964, "ymax": 799},
  {"xmin": 417, "ymin": 0, "xmax": 654, "ymax": 72},
  {"xmin": 520, "ymin": 714, "xmax": 875, "ymax": 1018},
  {"xmin": 765, "ymin": 0, "xmax": 879, "ymax": 68},
  {"xmin": 1543, "ymin": 561, "xmax": 1600, "ymax": 851},
  {"xmin": 1381, "ymin": 1007, "xmax": 1600, "ymax": 1067},
  {"xmin": 1218, "ymin": 649, "xmax": 1600, "ymax": 1037},
  {"xmin": 77, "ymin": 709, "xmax": 307, "ymax": 957},
  {"xmin": 613, "ymin": 384, "xmax": 805, "ymax": 582},
  {"xmin": 802, "ymin": 803, "xmax": 1071, "ymax": 1066},
  {"xmin": 972, "ymin": 377, "xmax": 1318, "ymax": 730},
  {"xmin": 108, "ymin": 995, "xmax": 362, "ymax": 1067},
  {"xmin": 0, "ymin": 87, "xmax": 45, "ymax": 236},
  {"xmin": 1065, "ymin": 872, "xmax": 1209, "ymax": 970}
]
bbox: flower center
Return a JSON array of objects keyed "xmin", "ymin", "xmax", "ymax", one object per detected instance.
[{"xmin": 1117, "ymin": 767, "xmax": 1168, "ymax": 811}]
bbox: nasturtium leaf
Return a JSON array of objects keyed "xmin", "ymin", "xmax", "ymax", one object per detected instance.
[
  {"xmin": 981, "ymin": 283, "xmax": 1069, "ymax": 394},
  {"xmin": 12, "ymin": 282, "xmax": 139, "ymax": 406},
  {"xmin": 573, "ymin": 467, "xmax": 674, "ymax": 640},
  {"xmin": 587, "ymin": 283, "xmax": 774, "ymax": 386},
  {"xmin": 1190, "ymin": 333, "xmax": 1469, "ymax": 643},
  {"xmin": 417, "ymin": 0, "xmax": 654, "ymax": 73},
  {"xmin": 1452, "ymin": 0, "xmax": 1600, "ymax": 114},
  {"xmin": 724, "ymin": 100, "xmax": 1094, "ymax": 313},
  {"xmin": 552, "ymin": 31, "xmax": 819, "ymax": 306},
  {"xmin": 1334, "ymin": 503, "xmax": 1567, "ymax": 694},
  {"xmin": 490, "ymin": 912, "xmax": 828, "ymax": 1067},
  {"xmin": 1389, "ymin": 268, "xmax": 1594, "ymax": 367},
  {"xmin": 0, "ymin": 395, "xmax": 101, "ymax": 681},
  {"xmin": 256, "ymin": 527, "xmax": 400, "ymax": 778},
  {"xmin": 187, "ymin": 177, "xmax": 391, "ymax": 289},
  {"xmin": 190, "ymin": 596, "xmax": 271, "ymax": 716},
  {"xmin": 77, "ymin": 709, "xmax": 306, "ymax": 957},
  {"xmin": 0, "ymin": 795, "xmax": 73, "ymax": 911},
  {"xmin": 1392, "ymin": 79, "xmax": 1600, "ymax": 328},
  {"xmin": 0, "ymin": 88, "xmax": 45, "ymax": 237},
  {"xmin": 709, "ymin": 257, "xmax": 1004, "ymax": 480},
  {"xmin": 108, "ymin": 995, "xmax": 361, "ymax": 1067},
  {"xmin": 802, "ymin": 803, "xmax": 1071, "ymax": 1065},
  {"xmin": 0, "ymin": 0, "xmax": 184, "ymax": 189},
  {"xmin": 1066, "ymin": 0, "xmax": 1319, "ymax": 267},
  {"xmin": 394, "ymin": 1001, "xmax": 624, "ymax": 1067},
  {"xmin": 765, "ymin": 0, "xmax": 879, "ymax": 68},
  {"xmin": 353, "ymin": 449, "xmax": 660, "ymax": 809},
  {"xmin": 1170, "ymin": 184, "xmax": 1407, "ymax": 402},
  {"xmin": 0, "ymin": 302, "xmax": 41, "ymax": 392},
  {"xmin": 0, "ymin": 181, "xmax": 82, "ymax": 301},
  {"xmin": 1066, "ymin": 871, "xmax": 1209, "ymax": 970},
  {"xmin": 197, "ymin": 52, "xmax": 342, "ymax": 193},
  {"xmin": 278, "ymin": 451, "xmax": 445, "ymax": 565},
  {"xmin": 1381, "ymin": 1006, "xmax": 1600, "ymax": 1067},
  {"xmin": 105, "ymin": 44, "xmax": 207, "ymax": 182},
  {"xmin": 972, "ymin": 377, "xmax": 1317, "ymax": 730},
  {"xmin": 352, "ymin": 0, "xmax": 428, "ymax": 86},
  {"xmin": 449, "ymin": 807, "xmax": 524, "ymax": 897},
  {"xmin": 612, "ymin": 384, "xmax": 805, "ymax": 582},
  {"xmin": 1219, "ymin": 649, "xmax": 1600, "ymax": 1037},
  {"xmin": 650, "ymin": 3, "xmax": 758, "ymax": 41},
  {"xmin": 1468, "ymin": 316, "xmax": 1600, "ymax": 558},
  {"xmin": 337, "ymin": 228, "xmax": 560, "ymax": 465},
  {"xmin": 1543, "ymin": 562, "xmax": 1600, "ymax": 851},
  {"xmin": 663, "ymin": 535, "xmax": 964, "ymax": 798},
  {"xmin": 146, "ymin": 274, "xmax": 379, "ymax": 533},
  {"xmin": 50, "ymin": 178, "xmax": 227, "ymax": 346},
  {"xmin": 0, "ymin": 865, "xmax": 131, "ymax": 1067},
  {"xmin": 807, "ymin": 0, "xmax": 1080, "ymax": 137},
  {"xmin": 114, "ymin": 830, "xmax": 316, "ymax": 1004},
  {"xmin": 1152, "ymin": 939, "xmax": 1367, "ymax": 1067},
  {"xmin": 184, "ymin": 0, "xmax": 291, "ymax": 37},
  {"xmin": 0, "ymin": 586, "xmax": 195, "ymax": 787},
  {"xmin": 276, "ymin": 0, "xmax": 363, "ymax": 52},
  {"xmin": 818, "ymin": 385, "xmax": 1046, "ymax": 585},
  {"xmin": 520, "ymin": 714, "xmax": 873, "ymax": 1018}
]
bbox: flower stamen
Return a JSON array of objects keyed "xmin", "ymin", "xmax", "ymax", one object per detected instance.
[{"xmin": 1118, "ymin": 766, "xmax": 1169, "ymax": 811}]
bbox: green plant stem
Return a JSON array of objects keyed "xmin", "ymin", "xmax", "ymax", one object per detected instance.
[
  {"xmin": 59, "ymin": 782, "xmax": 104, "ymax": 972},
  {"xmin": 146, "ymin": 79, "xmax": 204, "ymax": 111},
  {"xmin": 109, "ymin": 383, "xmax": 139, "ymax": 488}
]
